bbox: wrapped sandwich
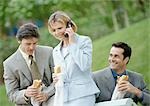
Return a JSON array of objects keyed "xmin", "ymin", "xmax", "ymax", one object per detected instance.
[
  {"xmin": 118, "ymin": 75, "xmax": 128, "ymax": 82},
  {"xmin": 53, "ymin": 65, "xmax": 63, "ymax": 106},
  {"xmin": 31, "ymin": 79, "xmax": 42, "ymax": 106},
  {"xmin": 111, "ymin": 75, "xmax": 129, "ymax": 100},
  {"xmin": 54, "ymin": 65, "xmax": 61, "ymax": 74},
  {"xmin": 32, "ymin": 79, "xmax": 42, "ymax": 88}
]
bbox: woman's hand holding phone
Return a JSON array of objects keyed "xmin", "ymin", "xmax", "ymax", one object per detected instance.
[{"xmin": 64, "ymin": 24, "xmax": 75, "ymax": 44}]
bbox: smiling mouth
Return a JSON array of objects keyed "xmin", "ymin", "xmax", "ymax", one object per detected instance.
[{"xmin": 110, "ymin": 62, "xmax": 118, "ymax": 66}]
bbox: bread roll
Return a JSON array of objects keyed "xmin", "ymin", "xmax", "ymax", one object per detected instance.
[
  {"xmin": 54, "ymin": 66, "xmax": 61, "ymax": 74},
  {"xmin": 32, "ymin": 79, "xmax": 42, "ymax": 88},
  {"xmin": 118, "ymin": 75, "xmax": 128, "ymax": 81}
]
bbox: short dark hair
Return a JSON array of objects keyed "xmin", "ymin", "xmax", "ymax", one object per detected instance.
[
  {"xmin": 112, "ymin": 42, "xmax": 132, "ymax": 60},
  {"xmin": 16, "ymin": 23, "xmax": 40, "ymax": 41}
]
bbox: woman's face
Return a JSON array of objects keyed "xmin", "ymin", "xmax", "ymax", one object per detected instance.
[{"xmin": 50, "ymin": 21, "xmax": 66, "ymax": 41}]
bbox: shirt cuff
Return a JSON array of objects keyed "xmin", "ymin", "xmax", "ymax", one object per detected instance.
[
  {"xmin": 24, "ymin": 94, "xmax": 29, "ymax": 102},
  {"xmin": 139, "ymin": 91, "xmax": 144, "ymax": 101}
]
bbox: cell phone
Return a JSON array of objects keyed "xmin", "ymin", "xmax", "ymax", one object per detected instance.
[{"xmin": 64, "ymin": 21, "xmax": 72, "ymax": 38}]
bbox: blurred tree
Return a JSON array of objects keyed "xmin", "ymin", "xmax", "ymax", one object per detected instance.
[
  {"xmin": 111, "ymin": 0, "xmax": 129, "ymax": 31},
  {"xmin": 0, "ymin": 0, "xmax": 9, "ymax": 38},
  {"xmin": 0, "ymin": 0, "xmax": 149, "ymax": 39}
]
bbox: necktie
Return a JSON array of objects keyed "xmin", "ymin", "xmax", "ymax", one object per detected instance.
[{"xmin": 29, "ymin": 55, "xmax": 41, "ymax": 80}]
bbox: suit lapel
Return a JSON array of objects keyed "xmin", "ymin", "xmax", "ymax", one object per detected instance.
[
  {"xmin": 104, "ymin": 68, "xmax": 116, "ymax": 93},
  {"xmin": 63, "ymin": 51, "xmax": 69, "ymax": 59},
  {"xmin": 35, "ymin": 47, "xmax": 45, "ymax": 79},
  {"xmin": 16, "ymin": 50, "xmax": 32, "ymax": 83},
  {"xmin": 54, "ymin": 42, "xmax": 66, "ymax": 64}
]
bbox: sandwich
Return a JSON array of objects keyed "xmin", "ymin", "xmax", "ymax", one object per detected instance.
[
  {"xmin": 111, "ymin": 75, "xmax": 129, "ymax": 100},
  {"xmin": 118, "ymin": 75, "xmax": 128, "ymax": 82},
  {"xmin": 54, "ymin": 65, "xmax": 61, "ymax": 74},
  {"xmin": 32, "ymin": 79, "xmax": 42, "ymax": 88},
  {"xmin": 31, "ymin": 80, "xmax": 42, "ymax": 105}
]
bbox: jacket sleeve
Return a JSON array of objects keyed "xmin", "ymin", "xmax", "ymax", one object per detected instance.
[
  {"xmin": 3, "ymin": 62, "xmax": 29, "ymax": 105},
  {"xmin": 42, "ymin": 47, "xmax": 55, "ymax": 99},
  {"xmin": 140, "ymin": 76, "xmax": 150, "ymax": 105},
  {"xmin": 68, "ymin": 36, "xmax": 92, "ymax": 72}
]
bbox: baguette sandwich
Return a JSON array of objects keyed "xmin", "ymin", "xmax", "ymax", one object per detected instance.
[
  {"xmin": 31, "ymin": 79, "xmax": 42, "ymax": 105},
  {"xmin": 32, "ymin": 79, "xmax": 42, "ymax": 88},
  {"xmin": 54, "ymin": 66, "xmax": 61, "ymax": 74},
  {"xmin": 118, "ymin": 75, "xmax": 128, "ymax": 82},
  {"xmin": 111, "ymin": 75, "xmax": 129, "ymax": 100}
]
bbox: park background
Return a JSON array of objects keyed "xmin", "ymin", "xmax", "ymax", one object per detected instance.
[{"xmin": 0, "ymin": 0, "xmax": 149, "ymax": 106}]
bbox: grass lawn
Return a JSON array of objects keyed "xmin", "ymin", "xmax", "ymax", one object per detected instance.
[{"xmin": 0, "ymin": 85, "xmax": 15, "ymax": 106}]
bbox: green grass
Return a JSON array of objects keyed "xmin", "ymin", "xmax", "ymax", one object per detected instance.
[
  {"xmin": 0, "ymin": 19, "xmax": 149, "ymax": 105},
  {"xmin": 0, "ymin": 85, "xmax": 15, "ymax": 106},
  {"xmin": 92, "ymin": 18, "xmax": 150, "ymax": 89}
]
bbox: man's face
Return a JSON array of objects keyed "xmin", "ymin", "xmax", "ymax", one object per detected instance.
[
  {"xmin": 108, "ymin": 47, "xmax": 127, "ymax": 73},
  {"xmin": 19, "ymin": 37, "xmax": 38, "ymax": 55}
]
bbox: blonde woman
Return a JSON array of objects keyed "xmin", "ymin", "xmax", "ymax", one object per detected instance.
[{"xmin": 48, "ymin": 11, "xmax": 99, "ymax": 106}]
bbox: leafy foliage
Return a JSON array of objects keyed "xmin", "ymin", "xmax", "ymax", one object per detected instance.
[{"xmin": 0, "ymin": 0, "xmax": 149, "ymax": 39}]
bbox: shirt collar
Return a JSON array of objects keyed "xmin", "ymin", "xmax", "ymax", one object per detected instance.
[{"xmin": 111, "ymin": 69, "xmax": 127, "ymax": 79}]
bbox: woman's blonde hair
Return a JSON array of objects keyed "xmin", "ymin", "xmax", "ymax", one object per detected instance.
[{"xmin": 48, "ymin": 11, "xmax": 77, "ymax": 33}]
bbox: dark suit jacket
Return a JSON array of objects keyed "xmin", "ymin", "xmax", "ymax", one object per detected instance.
[
  {"xmin": 3, "ymin": 45, "xmax": 55, "ymax": 106},
  {"xmin": 93, "ymin": 67, "xmax": 150, "ymax": 106}
]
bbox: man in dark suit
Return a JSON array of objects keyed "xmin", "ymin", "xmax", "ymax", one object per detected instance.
[
  {"xmin": 3, "ymin": 23, "xmax": 55, "ymax": 106},
  {"xmin": 93, "ymin": 42, "xmax": 150, "ymax": 106}
]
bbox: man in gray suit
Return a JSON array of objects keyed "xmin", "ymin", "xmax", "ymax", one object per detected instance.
[
  {"xmin": 3, "ymin": 23, "xmax": 55, "ymax": 106},
  {"xmin": 93, "ymin": 42, "xmax": 150, "ymax": 106}
]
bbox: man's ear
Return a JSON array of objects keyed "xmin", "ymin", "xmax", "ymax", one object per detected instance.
[{"xmin": 124, "ymin": 57, "xmax": 129, "ymax": 64}]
